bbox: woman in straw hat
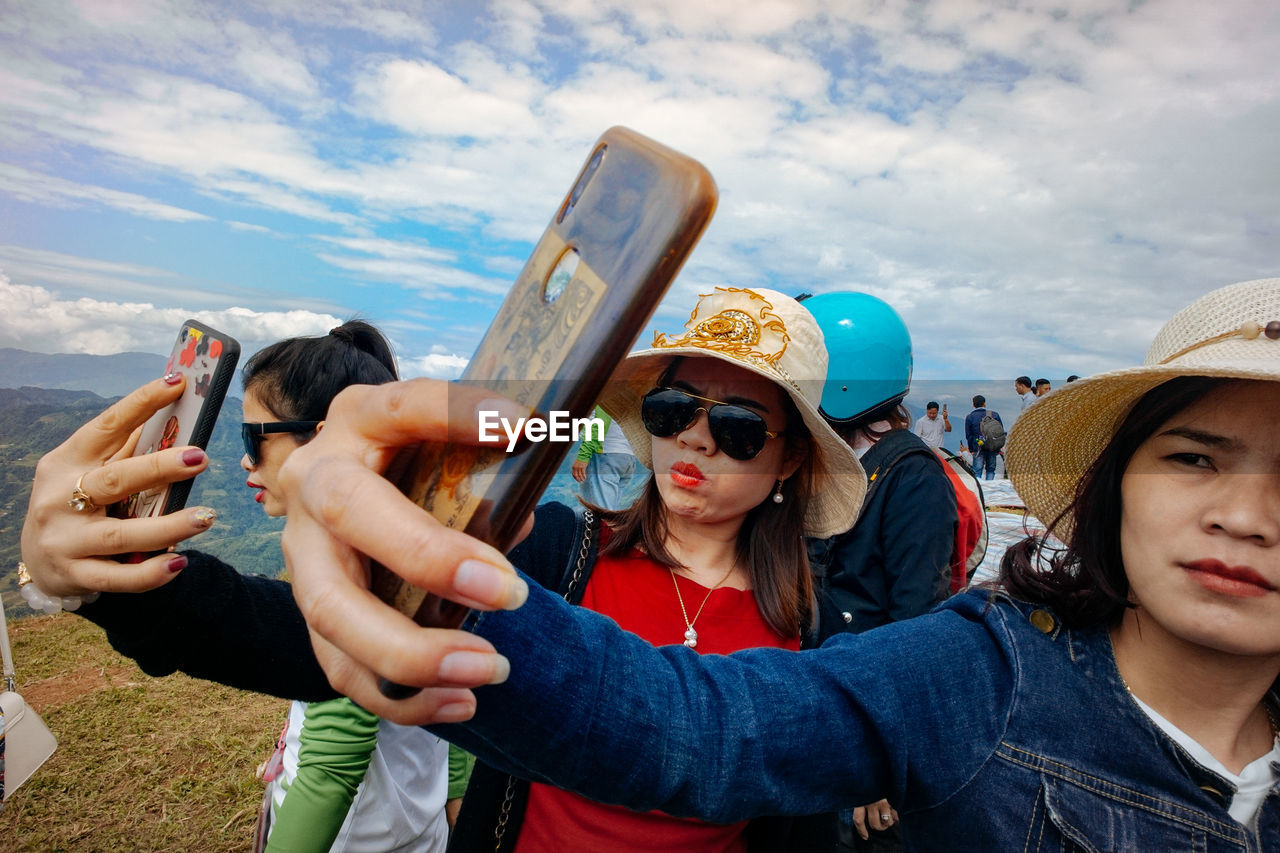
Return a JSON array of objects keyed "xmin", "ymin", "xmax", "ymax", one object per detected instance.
[{"xmin": 20, "ymin": 287, "xmax": 864, "ymax": 851}]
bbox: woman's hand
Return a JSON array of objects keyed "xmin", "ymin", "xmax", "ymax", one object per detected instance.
[
  {"xmin": 278, "ymin": 379, "xmax": 532, "ymax": 725},
  {"xmin": 20, "ymin": 375, "xmax": 220, "ymax": 598},
  {"xmin": 852, "ymin": 798, "xmax": 898, "ymax": 840}
]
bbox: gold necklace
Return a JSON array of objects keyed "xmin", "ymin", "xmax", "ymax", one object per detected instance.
[{"xmin": 669, "ymin": 564, "xmax": 737, "ymax": 649}]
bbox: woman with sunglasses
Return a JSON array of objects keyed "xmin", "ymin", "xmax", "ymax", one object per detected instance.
[
  {"xmin": 443, "ymin": 287, "xmax": 863, "ymax": 850},
  {"xmin": 20, "ymin": 288, "xmax": 865, "ymax": 852},
  {"xmin": 241, "ymin": 320, "xmax": 452, "ymax": 853}
]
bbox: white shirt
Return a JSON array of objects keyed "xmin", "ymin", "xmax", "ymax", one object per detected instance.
[
  {"xmin": 913, "ymin": 414, "xmax": 946, "ymax": 448},
  {"xmin": 1132, "ymin": 695, "xmax": 1280, "ymax": 829},
  {"xmin": 267, "ymin": 700, "xmax": 450, "ymax": 852},
  {"xmin": 1019, "ymin": 390, "xmax": 1039, "ymax": 411}
]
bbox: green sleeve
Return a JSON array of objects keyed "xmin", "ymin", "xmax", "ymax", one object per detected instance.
[
  {"xmin": 574, "ymin": 407, "xmax": 612, "ymax": 462},
  {"xmin": 266, "ymin": 698, "xmax": 379, "ymax": 853},
  {"xmin": 447, "ymin": 743, "xmax": 476, "ymax": 800}
]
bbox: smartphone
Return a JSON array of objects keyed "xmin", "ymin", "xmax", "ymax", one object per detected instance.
[
  {"xmin": 371, "ymin": 126, "xmax": 718, "ymax": 640},
  {"xmin": 118, "ymin": 320, "xmax": 240, "ymax": 519}
]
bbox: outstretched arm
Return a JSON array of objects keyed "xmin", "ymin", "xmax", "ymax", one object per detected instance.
[{"xmin": 432, "ymin": 580, "xmax": 1010, "ymax": 823}]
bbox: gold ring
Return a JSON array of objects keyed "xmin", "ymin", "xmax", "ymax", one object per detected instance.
[
  {"xmin": 17, "ymin": 560, "xmax": 33, "ymax": 586},
  {"xmin": 67, "ymin": 473, "xmax": 99, "ymax": 512}
]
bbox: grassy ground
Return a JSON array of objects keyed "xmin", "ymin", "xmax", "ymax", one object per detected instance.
[{"xmin": 1, "ymin": 612, "xmax": 285, "ymax": 851}]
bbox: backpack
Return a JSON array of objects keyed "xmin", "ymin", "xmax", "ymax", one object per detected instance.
[
  {"xmin": 809, "ymin": 431, "xmax": 987, "ymax": 596},
  {"xmin": 979, "ymin": 411, "xmax": 1006, "ymax": 453},
  {"xmin": 933, "ymin": 448, "xmax": 988, "ymax": 591}
]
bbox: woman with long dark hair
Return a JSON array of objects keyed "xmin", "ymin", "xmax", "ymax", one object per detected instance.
[{"xmin": 237, "ymin": 320, "xmax": 452, "ymax": 852}]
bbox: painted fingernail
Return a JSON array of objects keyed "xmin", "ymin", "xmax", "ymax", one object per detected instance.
[
  {"xmin": 163, "ymin": 372, "xmax": 182, "ymax": 385},
  {"xmin": 191, "ymin": 507, "xmax": 218, "ymax": 527},
  {"xmin": 455, "ymin": 559, "xmax": 526, "ymax": 609},
  {"xmin": 182, "ymin": 448, "xmax": 206, "ymax": 465},
  {"xmin": 439, "ymin": 651, "xmax": 510, "ymax": 685},
  {"xmin": 167, "ymin": 555, "xmax": 188, "ymax": 573}
]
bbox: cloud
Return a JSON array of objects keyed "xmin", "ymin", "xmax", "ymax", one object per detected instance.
[
  {"xmin": 0, "ymin": 268, "xmax": 342, "ymax": 356},
  {"xmin": 402, "ymin": 349, "xmax": 469, "ymax": 380},
  {"xmin": 314, "ymin": 234, "xmax": 514, "ymax": 297},
  {"xmin": 354, "ymin": 58, "xmax": 540, "ymax": 137},
  {"xmin": 0, "ymin": 163, "xmax": 211, "ymax": 222}
]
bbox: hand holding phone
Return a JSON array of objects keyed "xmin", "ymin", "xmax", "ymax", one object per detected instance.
[{"xmin": 370, "ymin": 127, "xmax": 717, "ymax": 667}]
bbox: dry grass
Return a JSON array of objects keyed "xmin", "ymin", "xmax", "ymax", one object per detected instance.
[{"xmin": 2, "ymin": 612, "xmax": 286, "ymax": 851}]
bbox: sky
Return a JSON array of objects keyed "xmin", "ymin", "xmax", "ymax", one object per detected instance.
[{"xmin": 1, "ymin": 0, "xmax": 1277, "ymax": 388}]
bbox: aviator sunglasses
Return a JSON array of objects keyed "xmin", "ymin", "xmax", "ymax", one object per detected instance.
[
  {"xmin": 640, "ymin": 387, "xmax": 783, "ymax": 461},
  {"xmin": 241, "ymin": 421, "xmax": 321, "ymax": 466}
]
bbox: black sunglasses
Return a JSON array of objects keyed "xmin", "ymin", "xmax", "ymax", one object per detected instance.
[
  {"xmin": 241, "ymin": 421, "xmax": 321, "ymax": 465},
  {"xmin": 640, "ymin": 387, "xmax": 783, "ymax": 461}
]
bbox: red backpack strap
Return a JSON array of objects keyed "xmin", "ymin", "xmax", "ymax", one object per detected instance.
[{"xmin": 934, "ymin": 448, "xmax": 987, "ymax": 592}]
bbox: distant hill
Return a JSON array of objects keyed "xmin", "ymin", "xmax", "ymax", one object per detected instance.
[{"xmin": 0, "ymin": 347, "xmax": 167, "ymax": 396}]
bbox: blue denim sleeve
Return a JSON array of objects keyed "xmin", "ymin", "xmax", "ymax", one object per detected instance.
[{"xmin": 440, "ymin": 580, "xmax": 1014, "ymax": 823}]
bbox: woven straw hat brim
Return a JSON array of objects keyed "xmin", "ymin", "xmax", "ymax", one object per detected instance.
[
  {"xmin": 599, "ymin": 346, "xmax": 867, "ymax": 540},
  {"xmin": 1007, "ymin": 358, "xmax": 1280, "ymax": 541}
]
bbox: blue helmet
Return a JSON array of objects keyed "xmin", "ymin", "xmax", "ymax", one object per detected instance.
[{"xmin": 802, "ymin": 291, "xmax": 914, "ymax": 423}]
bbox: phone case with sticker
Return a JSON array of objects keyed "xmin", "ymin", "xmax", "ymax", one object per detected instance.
[{"xmin": 120, "ymin": 320, "xmax": 241, "ymax": 520}]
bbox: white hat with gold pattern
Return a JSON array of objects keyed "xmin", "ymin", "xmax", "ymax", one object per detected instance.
[{"xmin": 600, "ymin": 286, "xmax": 866, "ymax": 538}]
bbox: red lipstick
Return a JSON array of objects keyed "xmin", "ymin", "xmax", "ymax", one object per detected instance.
[
  {"xmin": 1183, "ymin": 560, "xmax": 1275, "ymax": 598},
  {"xmin": 669, "ymin": 461, "xmax": 706, "ymax": 488},
  {"xmin": 247, "ymin": 478, "xmax": 265, "ymax": 503}
]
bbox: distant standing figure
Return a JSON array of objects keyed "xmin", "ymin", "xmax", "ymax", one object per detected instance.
[
  {"xmin": 912, "ymin": 401, "xmax": 951, "ymax": 449},
  {"xmin": 572, "ymin": 407, "xmax": 638, "ymax": 511},
  {"xmin": 1015, "ymin": 376, "xmax": 1038, "ymax": 411},
  {"xmin": 1035, "ymin": 377, "xmax": 1052, "ymax": 397},
  {"xmin": 964, "ymin": 396, "xmax": 1003, "ymax": 481}
]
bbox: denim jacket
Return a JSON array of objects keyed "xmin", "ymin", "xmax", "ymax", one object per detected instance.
[
  {"xmin": 446, "ymin": 582, "xmax": 1280, "ymax": 851},
  {"xmin": 76, "ymin": 521, "xmax": 1280, "ymax": 850}
]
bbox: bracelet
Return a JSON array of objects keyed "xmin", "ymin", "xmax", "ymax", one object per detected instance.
[{"xmin": 16, "ymin": 561, "xmax": 99, "ymax": 614}]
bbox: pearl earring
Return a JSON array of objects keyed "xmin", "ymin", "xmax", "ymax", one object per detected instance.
[{"xmin": 772, "ymin": 480, "xmax": 784, "ymax": 504}]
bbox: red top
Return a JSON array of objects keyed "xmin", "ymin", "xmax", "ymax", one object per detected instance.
[{"xmin": 514, "ymin": 541, "xmax": 801, "ymax": 853}]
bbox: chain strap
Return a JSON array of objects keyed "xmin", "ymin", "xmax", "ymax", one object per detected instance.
[
  {"xmin": 565, "ymin": 507, "xmax": 594, "ymax": 599},
  {"xmin": 493, "ymin": 778, "xmax": 514, "ymax": 852},
  {"xmin": 493, "ymin": 507, "xmax": 595, "ymax": 851}
]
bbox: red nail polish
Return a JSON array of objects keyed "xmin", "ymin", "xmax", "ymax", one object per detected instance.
[
  {"xmin": 167, "ymin": 555, "xmax": 188, "ymax": 573},
  {"xmin": 163, "ymin": 372, "xmax": 182, "ymax": 385},
  {"xmin": 182, "ymin": 448, "xmax": 205, "ymax": 465}
]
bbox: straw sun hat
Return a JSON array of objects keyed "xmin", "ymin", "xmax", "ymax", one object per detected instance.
[
  {"xmin": 599, "ymin": 286, "xmax": 866, "ymax": 539},
  {"xmin": 1007, "ymin": 278, "xmax": 1280, "ymax": 539}
]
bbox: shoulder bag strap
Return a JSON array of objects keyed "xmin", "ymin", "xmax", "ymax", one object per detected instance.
[{"xmin": 1, "ymin": 594, "xmax": 16, "ymax": 691}]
